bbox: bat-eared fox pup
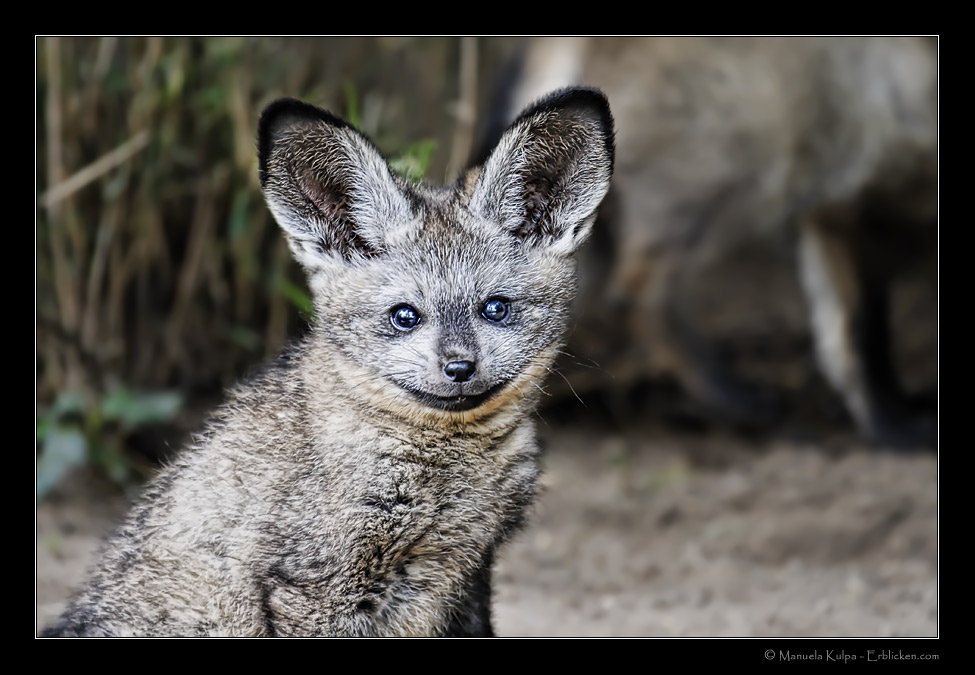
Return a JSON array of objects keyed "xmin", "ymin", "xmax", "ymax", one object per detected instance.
[{"xmin": 42, "ymin": 87, "xmax": 615, "ymax": 637}]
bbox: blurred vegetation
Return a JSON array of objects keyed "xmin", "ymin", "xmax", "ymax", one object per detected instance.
[{"xmin": 36, "ymin": 36, "xmax": 513, "ymax": 494}]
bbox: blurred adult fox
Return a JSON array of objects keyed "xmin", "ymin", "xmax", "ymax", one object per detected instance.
[
  {"xmin": 42, "ymin": 88, "xmax": 614, "ymax": 636},
  {"xmin": 480, "ymin": 36, "xmax": 937, "ymax": 447}
]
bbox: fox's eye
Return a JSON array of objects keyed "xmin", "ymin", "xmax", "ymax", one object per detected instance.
[
  {"xmin": 391, "ymin": 304, "xmax": 421, "ymax": 331},
  {"xmin": 481, "ymin": 298, "xmax": 510, "ymax": 323}
]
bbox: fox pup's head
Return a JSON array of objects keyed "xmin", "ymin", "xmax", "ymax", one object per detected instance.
[{"xmin": 258, "ymin": 88, "xmax": 614, "ymax": 424}]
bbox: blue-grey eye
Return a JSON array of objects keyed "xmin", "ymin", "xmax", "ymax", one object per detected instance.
[
  {"xmin": 482, "ymin": 298, "xmax": 510, "ymax": 323},
  {"xmin": 391, "ymin": 304, "xmax": 421, "ymax": 331}
]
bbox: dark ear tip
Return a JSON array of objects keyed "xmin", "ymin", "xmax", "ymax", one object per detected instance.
[
  {"xmin": 258, "ymin": 98, "xmax": 351, "ymax": 136},
  {"xmin": 518, "ymin": 86, "xmax": 613, "ymax": 129},
  {"xmin": 257, "ymin": 98, "xmax": 352, "ymax": 187},
  {"xmin": 516, "ymin": 87, "xmax": 615, "ymax": 167}
]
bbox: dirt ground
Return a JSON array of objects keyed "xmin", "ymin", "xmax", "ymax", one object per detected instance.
[
  {"xmin": 496, "ymin": 421, "xmax": 937, "ymax": 637},
  {"xmin": 35, "ymin": 413, "xmax": 938, "ymax": 638}
]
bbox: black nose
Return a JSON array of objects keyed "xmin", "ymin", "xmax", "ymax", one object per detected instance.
[{"xmin": 443, "ymin": 360, "xmax": 476, "ymax": 383}]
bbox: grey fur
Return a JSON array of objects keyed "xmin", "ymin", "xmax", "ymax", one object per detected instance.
[{"xmin": 42, "ymin": 88, "xmax": 614, "ymax": 637}]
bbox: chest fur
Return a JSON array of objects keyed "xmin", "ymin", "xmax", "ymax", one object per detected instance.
[{"xmin": 261, "ymin": 426, "xmax": 540, "ymax": 635}]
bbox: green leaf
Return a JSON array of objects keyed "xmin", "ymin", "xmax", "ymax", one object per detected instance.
[
  {"xmin": 101, "ymin": 386, "xmax": 183, "ymax": 429},
  {"xmin": 49, "ymin": 391, "xmax": 86, "ymax": 421},
  {"xmin": 343, "ymin": 82, "xmax": 362, "ymax": 129},
  {"xmin": 227, "ymin": 324, "xmax": 261, "ymax": 351},
  {"xmin": 36, "ymin": 427, "xmax": 87, "ymax": 499},
  {"xmin": 274, "ymin": 276, "xmax": 315, "ymax": 320},
  {"xmin": 228, "ymin": 189, "xmax": 251, "ymax": 240},
  {"xmin": 88, "ymin": 441, "xmax": 130, "ymax": 486},
  {"xmin": 390, "ymin": 139, "xmax": 437, "ymax": 181}
]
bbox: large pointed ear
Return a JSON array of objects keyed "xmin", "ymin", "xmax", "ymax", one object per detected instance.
[
  {"xmin": 468, "ymin": 87, "xmax": 614, "ymax": 256},
  {"xmin": 257, "ymin": 98, "xmax": 415, "ymax": 270}
]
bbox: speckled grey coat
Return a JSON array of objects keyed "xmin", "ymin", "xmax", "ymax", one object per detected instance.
[{"xmin": 42, "ymin": 88, "xmax": 615, "ymax": 637}]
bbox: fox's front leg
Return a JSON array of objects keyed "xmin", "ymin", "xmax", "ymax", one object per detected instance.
[
  {"xmin": 798, "ymin": 206, "xmax": 935, "ymax": 449},
  {"xmin": 444, "ymin": 557, "xmax": 495, "ymax": 637}
]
